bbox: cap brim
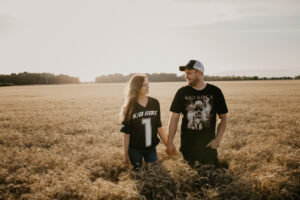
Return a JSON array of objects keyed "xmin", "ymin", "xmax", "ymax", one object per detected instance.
[
  {"xmin": 179, "ymin": 66, "xmax": 195, "ymax": 71},
  {"xmin": 179, "ymin": 66, "xmax": 186, "ymax": 71}
]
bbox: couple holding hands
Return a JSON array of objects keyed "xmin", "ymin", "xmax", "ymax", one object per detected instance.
[{"xmin": 120, "ymin": 60, "xmax": 228, "ymax": 170}]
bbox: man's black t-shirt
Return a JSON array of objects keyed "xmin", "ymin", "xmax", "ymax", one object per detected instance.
[
  {"xmin": 170, "ymin": 84, "xmax": 228, "ymax": 156},
  {"xmin": 120, "ymin": 97, "xmax": 162, "ymax": 149}
]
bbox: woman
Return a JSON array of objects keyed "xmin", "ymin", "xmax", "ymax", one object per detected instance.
[{"xmin": 120, "ymin": 74, "xmax": 168, "ymax": 169}]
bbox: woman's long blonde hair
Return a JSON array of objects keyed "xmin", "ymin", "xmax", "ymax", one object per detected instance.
[{"xmin": 120, "ymin": 74, "xmax": 147, "ymax": 122}]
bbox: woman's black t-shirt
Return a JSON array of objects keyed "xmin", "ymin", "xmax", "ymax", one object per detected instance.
[{"xmin": 120, "ymin": 97, "xmax": 162, "ymax": 149}]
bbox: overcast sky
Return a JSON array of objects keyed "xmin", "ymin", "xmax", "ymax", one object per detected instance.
[{"xmin": 1, "ymin": 0, "xmax": 299, "ymax": 81}]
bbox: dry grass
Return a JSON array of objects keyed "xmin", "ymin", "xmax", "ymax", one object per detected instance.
[{"xmin": 0, "ymin": 81, "xmax": 299, "ymax": 200}]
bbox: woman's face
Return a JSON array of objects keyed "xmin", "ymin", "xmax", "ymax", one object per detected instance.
[{"xmin": 139, "ymin": 78, "xmax": 149, "ymax": 95}]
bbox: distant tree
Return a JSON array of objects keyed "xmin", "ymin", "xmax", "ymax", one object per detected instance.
[
  {"xmin": 95, "ymin": 73, "xmax": 187, "ymax": 83},
  {"xmin": 95, "ymin": 73, "xmax": 128, "ymax": 83},
  {"xmin": 0, "ymin": 72, "xmax": 79, "ymax": 86},
  {"xmin": 94, "ymin": 73, "xmax": 296, "ymax": 83}
]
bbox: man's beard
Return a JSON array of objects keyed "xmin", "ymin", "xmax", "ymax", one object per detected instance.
[{"xmin": 187, "ymin": 78, "xmax": 200, "ymax": 86}]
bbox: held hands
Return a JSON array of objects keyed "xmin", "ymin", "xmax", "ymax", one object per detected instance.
[
  {"xmin": 165, "ymin": 142, "xmax": 176, "ymax": 156},
  {"xmin": 206, "ymin": 138, "xmax": 220, "ymax": 150}
]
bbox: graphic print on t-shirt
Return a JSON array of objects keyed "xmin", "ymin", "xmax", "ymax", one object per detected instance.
[{"xmin": 185, "ymin": 95, "xmax": 213, "ymax": 130}]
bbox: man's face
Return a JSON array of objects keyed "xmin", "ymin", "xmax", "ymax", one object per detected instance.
[{"xmin": 185, "ymin": 69, "xmax": 201, "ymax": 86}]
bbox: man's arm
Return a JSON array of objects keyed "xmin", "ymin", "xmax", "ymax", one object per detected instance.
[
  {"xmin": 206, "ymin": 113, "xmax": 227, "ymax": 149},
  {"xmin": 166, "ymin": 112, "xmax": 180, "ymax": 155}
]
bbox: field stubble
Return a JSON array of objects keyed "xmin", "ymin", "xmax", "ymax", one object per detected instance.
[{"xmin": 0, "ymin": 81, "xmax": 299, "ymax": 200}]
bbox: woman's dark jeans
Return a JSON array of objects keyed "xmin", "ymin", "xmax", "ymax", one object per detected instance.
[{"xmin": 128, "ymin": 146, "xmax": 158, "ymax": 169}]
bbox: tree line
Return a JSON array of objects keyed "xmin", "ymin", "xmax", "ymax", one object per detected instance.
[
  {"xmin": 95, "ymin": 73, "xmax": 299, "ymax": 83},
  {"xmin": 0, "ymin": 72, "xmax": 79, "ymax": 86},
  {"xmin": 0, "ymin": 72, "xmax": 299, "ymax": 86}
]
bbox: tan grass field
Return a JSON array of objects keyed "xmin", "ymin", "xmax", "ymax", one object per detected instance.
[{"xmin": 0, "ymin": 80, "xmax": 299, "ymax": 200}]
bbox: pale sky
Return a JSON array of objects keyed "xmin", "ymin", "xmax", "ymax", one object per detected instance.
[{"xmin": 1, "ymin": 0, "xmax": 299, "ymax": 82}]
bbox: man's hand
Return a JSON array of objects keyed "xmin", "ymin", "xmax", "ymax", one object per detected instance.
[
  {"xmin": 206, "ymin": 138, "xmax": 220, "ymax": 150},
  {"xmin": 166, "ymin": 142, "xmax": 176, "ymax": 155}
]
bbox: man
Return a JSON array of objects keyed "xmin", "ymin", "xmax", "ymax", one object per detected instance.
[{"xmin": 166, "ymin": 60, "xmax": 228, "ymax": 167}]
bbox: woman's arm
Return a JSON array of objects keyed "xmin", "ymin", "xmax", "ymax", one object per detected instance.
[
  {"xmin": 123, "ymin": 134, "xmax": 130, "ymax": 165},
  {"xmin": 157, "ymin": 127, "xmax": 168, "ymax": 146}
]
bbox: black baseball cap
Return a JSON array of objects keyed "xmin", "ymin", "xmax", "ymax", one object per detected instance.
[{"xmin": 179, "ymin": 60, "xmax": 204, "ymax": 72}]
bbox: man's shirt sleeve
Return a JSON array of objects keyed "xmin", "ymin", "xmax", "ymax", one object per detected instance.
[{"xmin": 215, "ymin": 88, "xmax": 228, "ymax": 114}]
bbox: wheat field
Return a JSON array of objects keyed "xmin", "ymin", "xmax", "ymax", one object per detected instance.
[{"xmin": 0, "ymin": 80, "xmax": 299, "ymax": 200}]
